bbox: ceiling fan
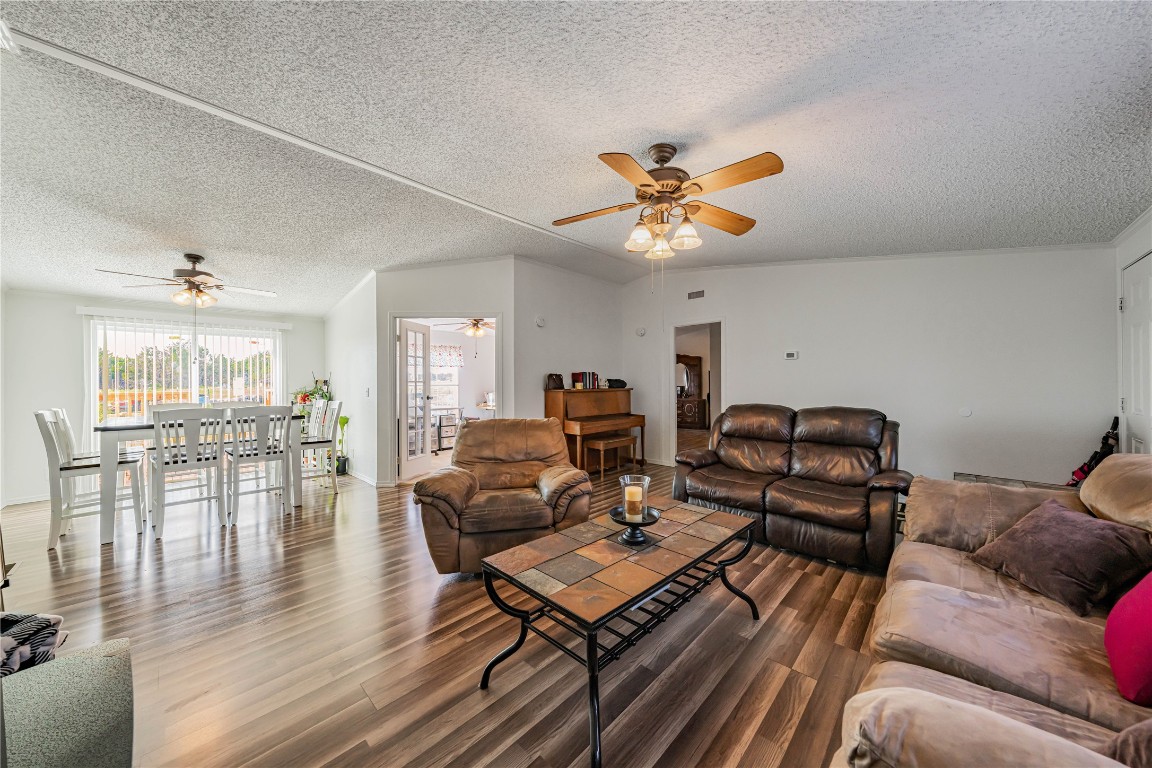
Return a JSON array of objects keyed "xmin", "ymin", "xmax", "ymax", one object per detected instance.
[
  {"xmin": 434, "ymin": 319, "xmax": 495, "ymax": 337},
  {"xmin": 96, "ymin": 253, "xmax": 277, "ymax": 308},
  {"xmin": 553, "ymin": 143, "xmax": 783, "ymax": 260}
]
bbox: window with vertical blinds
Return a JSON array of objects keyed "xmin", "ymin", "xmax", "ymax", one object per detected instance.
[{"xmin": 87, "ymin": 313, "xmax": 285, "ymax": 421}]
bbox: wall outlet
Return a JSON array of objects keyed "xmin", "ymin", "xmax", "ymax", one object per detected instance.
[{"xmin": 784, "ymin": 351, "xmax": 799, "ymax": 360}]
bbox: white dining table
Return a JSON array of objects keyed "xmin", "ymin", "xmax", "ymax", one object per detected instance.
[{"xmin": 94, "ymin": 414, "xmax": 305, "ymax": 544}]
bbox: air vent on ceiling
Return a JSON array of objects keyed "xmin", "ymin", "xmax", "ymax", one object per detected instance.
[{"xmin": 687, "ymin": 290, "xmax": 705, "ymax": 300}]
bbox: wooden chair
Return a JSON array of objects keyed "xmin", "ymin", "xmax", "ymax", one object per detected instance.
[
  {"xmin": 583, "ymin": 433, "xmax": 638, "ymax": 482},
  {"xmin": 150, "ymin": 406, "xmax": 227, "ymax": 538},
  {"xmin": 224, "ymin": 405, "xmax": 293, "ymax": 524},
  {"xmin": 301, "ymin": 399, "xmax": 340, "ymax": 492},
  {"xmin": 35, "ymin": 410, "xmax": 145, "ymax": 549}
]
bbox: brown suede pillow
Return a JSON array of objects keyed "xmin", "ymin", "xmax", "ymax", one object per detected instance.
[
  {"xmin": 971, "ymin": 499, "xmax": 1152, "ymax": 616},
  {"xmin": 1106, "ymin": 718, "xmax": 1152, "ymax": 768}
]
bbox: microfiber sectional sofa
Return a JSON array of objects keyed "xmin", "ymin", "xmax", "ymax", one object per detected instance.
[
  {"xmin": 673, "ymin": 404, "xmax": 911, "ymax": 571},
  {"xmin": 834, "ymin": 456, "xmax": 1152, "ymax": 767}
]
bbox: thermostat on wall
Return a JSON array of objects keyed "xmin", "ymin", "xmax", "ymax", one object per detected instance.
[{"xmin": 784, "ymin": 351, "xmax": 799, "ymax": 360}]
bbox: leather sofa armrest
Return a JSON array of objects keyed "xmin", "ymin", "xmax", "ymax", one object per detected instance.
[
  {"xmin": 869, "ymin": 470, "xmax": 913, "ymax": 494},
  {"xmin": 834, "ymin": 688, "xmax": 1124, "ymax": 768},
  {"xmin": 413, "ymin": 467, "xmax": 479, "ymax": 528},
  {"xmin": 675, "ymin": 449, "xmax": 719, "ymax": 469},
  {"xmin": 537, "ymin": 465, "xmax": 590, "ymax": 508}
]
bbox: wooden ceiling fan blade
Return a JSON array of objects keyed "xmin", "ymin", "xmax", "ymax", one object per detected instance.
[
  {"xmin": 684, "ymin": 201, "xmax": 756, "ymax": 236},
  {"xmin": 552, "ymin": 202, "xmax": 638, "ymax": 226},
  {"xmin": 685, "ymin": 152, "xmax": 783, "ymax": 196},
  {"xmin": 221, "ymin": 285, "xmax": 277, "ymax": 298},
  {"xmin": 598, "ymin": 153, "xmax": 659, "ymax": 190}
]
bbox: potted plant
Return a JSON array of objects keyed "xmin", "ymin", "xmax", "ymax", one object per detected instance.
[{"xmin": 336, "ymin": 415, "xmax": 350, "ymax": 475}]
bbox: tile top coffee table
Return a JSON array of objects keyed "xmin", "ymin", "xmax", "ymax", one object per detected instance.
[{"xmin": 479, "ymin": 496, "xmax": 759, "ymax": 768}]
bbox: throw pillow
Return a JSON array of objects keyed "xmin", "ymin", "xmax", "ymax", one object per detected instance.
[
  {"xmin": 970, "ymin": 499, "xmax": 1152, "ymax": 616},
  {"xmin": 1105, "ymin": 717, "xmax": 1152, "ymax": 768},
  {"xmin": 1104, "ymin": 571, "xmax": 1152, "ymax": 706},
  {"xmin": 1081, "ymin": 454, "xmax": 1152, "ymax": 534}
]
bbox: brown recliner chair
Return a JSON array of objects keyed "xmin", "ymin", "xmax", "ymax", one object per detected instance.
[
  {"xmin": 674, "ymin": 405, "xmax": 911, "ymax": 571},
  {"xmin": 413, "ymin": 418, "xmax": 593, "ymax": 574}
]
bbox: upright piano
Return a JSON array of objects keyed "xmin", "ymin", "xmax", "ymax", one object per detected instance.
[{"xmin": 544, "ymin": 388, "xmax": 645, "ymax": 470}]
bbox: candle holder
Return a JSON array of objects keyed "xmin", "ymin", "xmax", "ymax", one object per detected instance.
[
  {"xmin": 614, "ymin": 474, "xmax": 655, "ymax": 546},
  {"xmin": 608, "ymin": 505, "xmax": 661, "ymax": 547}
]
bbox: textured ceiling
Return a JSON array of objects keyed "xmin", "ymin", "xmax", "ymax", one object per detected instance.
[{"xmin": 1, "ymin": 1, "xmax": 1150, "ymax": 313}]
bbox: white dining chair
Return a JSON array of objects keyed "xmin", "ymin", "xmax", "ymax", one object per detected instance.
[
  {"xmin": 301, "ymin": 399, "xmax": 341, "ymax": 492},
  {"xmin": 224, "ymin": 405, "xmax": 293, "ymax": 525},
  {"xmin": 35, "ymin": 410, "xmax": 145, "ymax": 549},
  {"xmin": 150, "ymin": 407, "xmax": 227, "ymax": 538}
]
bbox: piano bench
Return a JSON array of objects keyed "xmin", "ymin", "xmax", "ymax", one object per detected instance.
[{"xmin": 583, "ymin": 435, "xmax": 638, "ymax": 482}]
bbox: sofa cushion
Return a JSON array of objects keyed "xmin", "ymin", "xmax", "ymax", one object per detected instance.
[
  {"xmin": 452, "ymin": 418, "xmax": 570, "ymax": 488},
  {"xmin": 685, "ymin": 464, "xmax": 780, "ymax": 512},
  {"xmin": 859, "ymin": 661, "xmax": 1119, "ymax": 754},
  {"xmin": 834, "ymin": 687, "xmax": 1126, "ymax": 768},
  {"xmin": 458, "ymin": 489, "xmax": 554, "ymax": 533},
  {"xmin": 903, "ymin": 476, "xmax": 1089, "ymax": 553},
  {"xmin": 1105, "ymin": 571, "xmax": 1152, "ymax": 706},
  {"xmin": 970, "ymin": 499, "xmax": 1152, "ymax": 616},
  {"xmin": 870, "ymin": 580, "xmax": 1152, "ymax": 731},
  {"xmin": 764, "ymin": 477, "xmax": 870, "ymax": 531},
  {"xmin": 1106, "ymin": 719, "xmax": 1152, "ymax": 768},
  {"xmin": 1082, "ymin": 454, "xmax": 1152, "ymax": 534},
  {"xmin": 715, "ymin": 403, "xmax": 795, "ymax": 442},
  {"xmin": 887, "ymin": 541, "xmax": 1108, "ymax": 624},
  {"xmin": 788, "ymin": 442, "xmax": 878, "ymax": 486},
  {"xmin": 793, "ymin": 406, "xmax": 885, "ymax": 448},
  {"xmin": 716, "ymin": 437, "xmax": 791, "ymax": 476}
]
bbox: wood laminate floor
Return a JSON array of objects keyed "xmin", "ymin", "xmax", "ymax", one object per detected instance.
[{"xmin": 0, "ymin": 465, "xmax": 882, "ymax": 767}]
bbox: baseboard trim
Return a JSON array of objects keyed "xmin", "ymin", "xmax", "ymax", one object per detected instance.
[{"xmin": 1, "ymin": 493, "xmax": 50, "ymax": 509}]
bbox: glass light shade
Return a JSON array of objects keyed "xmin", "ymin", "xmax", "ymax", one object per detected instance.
[
  {"xmin": 624, "ymin": 221, "xmax": 654, "ymax": 252},
  {"xmin": 670, "ymin": 218, "xmax": 702, "ymax": 250},
  {"xmin": 474, "ymin": 328, "xmax": 485, "ymax": 337},
  {"xmin": 171, "ymin": 287, "xmax": 194, "ymax": 306},
  {"xmin": 464, "ymin": 326, "xmax": 476, "ymax": 337},
  {"xmin": 645, "ymin": 236, "xmax": 675, "ymax": 260},
  {"xmin": 194, "ymin": 290, "xmax": 218, "ymax": 308}
]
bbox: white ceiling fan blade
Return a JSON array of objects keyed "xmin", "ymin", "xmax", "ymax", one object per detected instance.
[
  {"xmin": 122, "ymin": 283, "xmax": 176, "ymax": 288},
  {"xmin": 221, "ymin": 285, "xmax": 277, "ymax": 298},
  {"xmin": 96, "ymin": 268, "xmax": 177, "ymax": 282}
]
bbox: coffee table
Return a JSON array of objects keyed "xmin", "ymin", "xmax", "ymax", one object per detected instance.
[{"xmin": 479, "ymin": 497, "xmax": 759, "ymax": 768}]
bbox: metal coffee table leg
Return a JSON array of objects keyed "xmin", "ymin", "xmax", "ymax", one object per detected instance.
[
  {"xmin": 586, "ymin": 631, "xmax": 601, "ymax": 768},
  {"xmin": 479, "ymin": 571, "xmax": 530, "ymax": 689},
  {"xmin": 716, "ymin": 530, "xmax": 760, "ymax": 620}
]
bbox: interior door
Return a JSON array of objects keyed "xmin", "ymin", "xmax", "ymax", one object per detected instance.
[
  {"xmin": 399, "ymin": 319, "xmax": 433, "ymax": 479},
  {"xmin": 1121, "ymin": 252, "xmax": 1152, "ymax": 454}
]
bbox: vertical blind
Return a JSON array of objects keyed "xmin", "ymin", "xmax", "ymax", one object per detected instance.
[{"xmin": 85, "ymin": 313, "xmax": 285, "ymax": 425}]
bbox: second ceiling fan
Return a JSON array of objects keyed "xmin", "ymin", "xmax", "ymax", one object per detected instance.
[{"xmin": 553, "ymin": 143, "xmax": 783, "ymax": 260}]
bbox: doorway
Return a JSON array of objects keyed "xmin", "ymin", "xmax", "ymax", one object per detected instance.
[
  {"xmin": 1121, "ymin": 251, "xmax": 1152, "ymax": 454},
  {"xmin": 674, "ymin": 322, "xmax": 722, "ymax": 453},
  {"xmin": 397, "ymin": 317, "xmax": 498, "ymax": 482}
]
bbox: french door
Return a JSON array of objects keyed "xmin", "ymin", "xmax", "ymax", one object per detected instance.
[
  {"xmin": 399, "ymin": 319, "xmax": 433, "ymax": 479},
  {"xmin": 1121, "ymin": 252, "xmax": 1152, "ymax": 453}
]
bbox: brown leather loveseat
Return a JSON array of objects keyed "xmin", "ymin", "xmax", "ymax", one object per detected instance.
[
  {"xmin": 413, "ymin": 418, "xmax": 593, "ymax": 574},
  {"xmin": 673, "ymin": 405, "xmax": 911, "ymax": 570}
]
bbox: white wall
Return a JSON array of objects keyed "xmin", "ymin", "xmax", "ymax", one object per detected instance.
[
  {"xmin": 325, "ymin": 273, "xmax": 378, "ymax": 485},
  {"xmin": 1113, "ymin": 204, "xmax": 1152, "ymax": 452},
  {"xmin": 1, "ymin": 289, "xmax": 326, "ymax": 506},
  {"xmin": 430, "ymin": 328, "xmax": 496, "ymax": 419},
  {"xmin": 620, "ymin": 245, "xmax": 1118, "ymax": 483},
  {"xmin": 512, "ymin": 259, "xmax": 623, "ymax": 418}
]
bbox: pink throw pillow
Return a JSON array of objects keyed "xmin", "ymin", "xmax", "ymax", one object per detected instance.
[{"xmin": 1104, "ymin": 570, "xmax": 1152, "ymax": 705}]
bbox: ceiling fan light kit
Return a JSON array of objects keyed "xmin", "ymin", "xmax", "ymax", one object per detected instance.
[{"xmin": 552, "ymin": 143, "xmax": 783, "ymax": 262}]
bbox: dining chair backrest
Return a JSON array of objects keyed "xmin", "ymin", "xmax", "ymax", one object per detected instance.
[
  {"xmin": 231, "ymin": 405, "xmax": 293, "ymax": 459},
  {"xmin": 152, "ymin": 407, "xmax": 226, "ymax": 467},
  {"xmin": 323, "ymin": 400, "xmax": 343, "ymax": 440},
  {"xmin": 145, "ymin": 401, "xmax": 202, "ymax": 420},
  {"xmin": 51, "ymin": 407, "xmax": 79, "ymax": 459},
  {"xmin": 34, "ymin": 410, "xmax": 67, "ymax": 467},
  {"xmin": 305, "ymin": 400, "xmax": 328, "ymax": 439},
  {"xmin": 211, "ymin": 400, "xmax": 259, "ymax": 409}
]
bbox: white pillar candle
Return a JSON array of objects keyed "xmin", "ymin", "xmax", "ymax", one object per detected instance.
[{"xmin": 624, "ymin": 486, "xmax": 643, "ymax": 522}]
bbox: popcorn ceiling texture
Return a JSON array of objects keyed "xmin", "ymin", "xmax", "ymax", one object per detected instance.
[{"xmin": 1, "ymin": 1, "xmax": 1150, "ymax": 314}]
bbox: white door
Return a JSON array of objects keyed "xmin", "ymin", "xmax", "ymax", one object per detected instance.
[
  {"xmin": 1121, "ymin": 252, "xmax": 1152, "ymax": 454},
  {"xmin": 399, "ymin": 319, "xmax": 433, "ymax": 479}
]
